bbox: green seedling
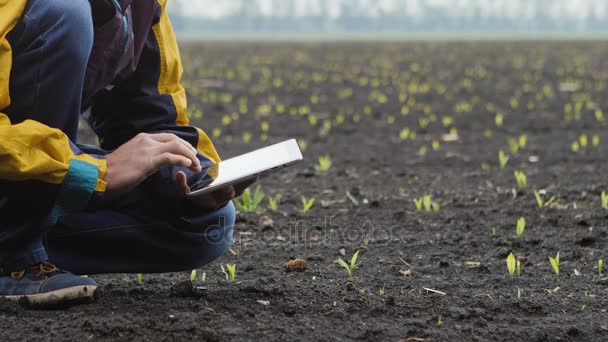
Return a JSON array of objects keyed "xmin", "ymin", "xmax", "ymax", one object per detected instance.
[
  {"xmin": 225, "ymin": 264, "xmax": 236, "ymax": 282},
  {"xmin": 423, "ymin": 195, "xmax": 432, "ymax": 211},
  {"xmin": 300, "ymin": 196, "xmax": 315, "ymax": 215},
  {"xmin": 414, "ymin": 197, "xmax": 423, "ymax": 211},
  {"xmin": 592, "ymin": 135, "xmax": 600, "ymax": 147},
  {"xmin": 190, "ymin": 269, "xmax": 197, "ymax": 283},
  {"xmin": 491, "ymin": 227, "xmax": 496, "ymax": 236},
  {"xmin": 379, "ymin": 284, "xmax": 385, "ymax": 296},
  {"xmin": 599, "ymin": 259, "xmax": 604, "ymax": 277},
  {"xmin": 517, "ymin": 259, "xmax": 522, "ymax": 276},
  {"xmin": 513, "ymin": 170, "xmax": 527, "ymax": 189},
  {"xmin": 414, "ymin": 195, "xmax": 439, "ymax": 212},
  {"xmin": 506, "ymin": 253, "xmax": 516, "ymax": 277},
  {"xmin": 495, "ymin": 113, "xmax": 504, "ymax": 127},
  {"xmin": 498, "ymin": 150, "xmax": 509, "ymax": 169},
  {"xmin": 549, "ymin": 252, "xmax": 560, "ymax": 276},
  {"xmin": 579, "ymin": 134, "xmax": 588, "ymax": 148},
  {"xmin": 268, "ymin": 196, "xmax": 279, "ymax": 211},
  {"xmin": 437, "ymin": 316, "xmax": 444, "ymax": 327},
  {"xmin": 533, "ymin": 190, "xmax": 556, "ymax": 208},
  {"xmin": 235, "ymin": 185, "xmax": 265, "ymax": 213},
  {"xmin": 315, "ymin": 154, "xmax": 332, "ymax": 173},
  {"xmin": 136, "ymin": 273, "xmax": 143, "ymax": 285},
  {"xmin": 242, "ymin": 131, "xmax": 253, "ymax": 143},
  {"xmin": 399, "ymin": 127, "xmax": 411, "ymax": 140},
  {"xmin": 298, "ymin": 139, "xmax": 308, "ymax": 152},
  {"xmin": 508, "ymin": 137, "xmax": 520, "ymax": 154},
  {"xmin": 336, "ymin": 250, "xmax": 360, "ymax": 280},
  {"xmin": 601, "ymin": 192, "xmax": 608, "ymax": 209},
  {"xmin": 518, "ymin": 134, "xmax": 527, "ymax": 149},
  {"xmin": 516, "ymin": 217, "xmax": 525, "ymax": 238}
]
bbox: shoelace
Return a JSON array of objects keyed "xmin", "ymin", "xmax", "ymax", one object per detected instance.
[{"xmin": 10, "ymin": 261, "xmax": 59, "ymax": 281}]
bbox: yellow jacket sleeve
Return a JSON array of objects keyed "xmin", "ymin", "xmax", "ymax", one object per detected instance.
[{"xmin": 1, "ymin": 0, "xmax": 107, "ymax": 221}]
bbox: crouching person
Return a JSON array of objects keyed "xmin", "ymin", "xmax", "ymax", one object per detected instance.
[{"xmin": 0, "ymin": 0, "xmax": 252, "ymax": 308}]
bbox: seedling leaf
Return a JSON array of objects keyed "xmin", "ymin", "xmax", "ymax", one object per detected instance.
[
  {"xmin": 549, "ymin": 252, "xmax": 560, "ymax": 276},
  {"xmin": 300, "ymin": 196, "xmax": 315, "ymax": 215},
  {"xmin": 533, "ymin": 190, "xmax": 543, "ymax": 208},
  {"xmin": 498, "ymin": 150, "xmax": 509, "ymax": 169},
  {"xmin": 336, "ymin": 250, "xmax": 360, "ymax": 280},
  {"xmin": 506, "ymin": 253, "xmax": 516, "ymax": 277},
  {"xmin": 226, "ymin": 264, "xmax": 236, "ymax": 282},
  {"xmin": 516, "ymin": 217, "xmax": 525, "ymax": 238}
]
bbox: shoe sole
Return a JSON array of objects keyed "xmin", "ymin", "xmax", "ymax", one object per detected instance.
[{"xmin": 2, "ymin": 285, "xmax": 97, "ymax": 309}]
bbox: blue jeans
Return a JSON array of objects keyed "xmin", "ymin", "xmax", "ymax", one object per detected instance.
[{"xmin": 0, "ymin": 0, "xmax": 235, "ymax": 275}]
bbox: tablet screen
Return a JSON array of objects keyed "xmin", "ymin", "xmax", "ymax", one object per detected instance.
[{"xmin": 193, "ymin": 139, "xmax": 302, "ymax": 194}]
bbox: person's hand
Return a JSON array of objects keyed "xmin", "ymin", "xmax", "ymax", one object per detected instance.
[
  {"xmin": 104, "ymin": 133, "xmax": 201, "ymax": 192},
  {"xmin": 176, "ymin": 172, "xmax": 258, "ymax": 211}
]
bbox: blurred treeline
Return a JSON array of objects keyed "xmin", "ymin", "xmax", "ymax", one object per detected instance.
[{"xmin": 168, "ymin": 0, "xmax": 608, "ymax": 34}]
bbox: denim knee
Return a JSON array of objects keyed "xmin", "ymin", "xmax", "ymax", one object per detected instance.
[
  {"xmin": 177, "ymin": 202, "xmax": 236, "ymax": 269},
  {"xmin": 27, "ymin": 0, "xmax": 94, "ymax": 64}
]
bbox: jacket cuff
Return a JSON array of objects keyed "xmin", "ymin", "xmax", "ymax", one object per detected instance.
[{"xmin": 49, "ymin": 159, "xmax": 101, "ymax": 224}]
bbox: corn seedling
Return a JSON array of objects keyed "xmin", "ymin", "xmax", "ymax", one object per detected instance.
[
  {"xmin": 514, "ymin": 171, "xmax": 527, "ymax": 189},
  {"xmin": 549, "ymin": 252, "xmax": 560, "ymax": 276},
  {"xmin": 579, "ymin": 134, "xmax": 588, "ymax": 148},
  {"xmin": 518, "ymin": 134, "xmax": 527, "ymax": 149},
  {"xmin": 491, "ymin": 227, "xmax": 496, "ymax": 236},
  {"xmin": 268, "ymin": 196, "xmax": 279, "ymax": 211},
  {"xmin": 508, "ymin": 138, "xmax": 520, "ymax": 154},
  {"xmin": 414, "ymin": 195, "xmax": 439, "ymax": 212},
  {"xmin": 516, "ymin": 217, "xmax": 525, "ymax": 238},
  {"xmin": 399, "ymin": 127, "xmax": 410, "ymax": 140},
  {"xmin": 336, "ymin": 250, "xmax": 360, "ymax": 280},
  {"xmin": 300, "ymin": 196, "xmax": 315, "ymax": 215},
  {"xmin": 235, "ymin": 185, "xmax": 265, "ymax": 213},
  {"xmin": 517, "ymin": 259, "xmax": 522, "ymax": 276},
  {"xmin": 423, "ymin": 195, "xmax": 432, "ymax": 211},
  {"xmin": 298, "ymin": 139, "xmax": 308, "ymax": 152},
  {"xmin": 592, "ymin": 135, "xmax": 600, "ymax": 147},
  {"xmin": 533, "ymin": 190, "xmax": 556, "ymax": 208},
  {"xmin": 225, "ymin": 264, "xmax": 236, "ymax": 282},
  {"xmin": 498, "ymin": 150, "xmax": 509, "ymax": 169},
  {"xmin": 190, "ymin": 269, "xmax": 197, "ymax": 282},
  {"xmin": 315, "ymin": 155, "xmax": 332, "ymax": 173},
  {"xmin": 136, "ymin": 273, "xmax": 143, "ymax": 285},
  {"xmin": 495, "ymin": 113, "xmax": 504, "ymax": 127},
  {"xmin": 506, "ymin": 253, "xmax": 516, "ymax": 277},
  {"xmin": 414, "ymin": 197, "xmax": 423, "ymax": 211},
  {"xmin": 379, "ymin": 284, "xmax": 385, "ymax": 296},
  {"xmin": 437, "ymin": 316, "xmax": 444, "ymax": 327},
  {"xmin": 601, "ymin": 192, "xmax": 608, "ymax": 209},
  {"xmin": 599, "ymin": 259, "xmax": 604, "ymax": 277}
]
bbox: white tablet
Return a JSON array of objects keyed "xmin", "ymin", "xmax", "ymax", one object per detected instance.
[{"xmin": 187, "ymin": 139, "xmax": 303, "ymax": 198}]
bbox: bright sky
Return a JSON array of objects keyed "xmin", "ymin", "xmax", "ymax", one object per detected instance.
[{"xmin": 173, "ymin": 0, "xmax": 604, "ymax": 19}]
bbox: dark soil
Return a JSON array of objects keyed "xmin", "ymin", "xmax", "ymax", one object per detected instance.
[{"xmin": 2, "ymin": 41, "xmax": 608, "ymax": 341}]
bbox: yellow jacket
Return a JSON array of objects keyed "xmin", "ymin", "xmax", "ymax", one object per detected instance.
[{"xmin": 0, "ymin": 0, "xmax": 219, "ymax": 221}]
